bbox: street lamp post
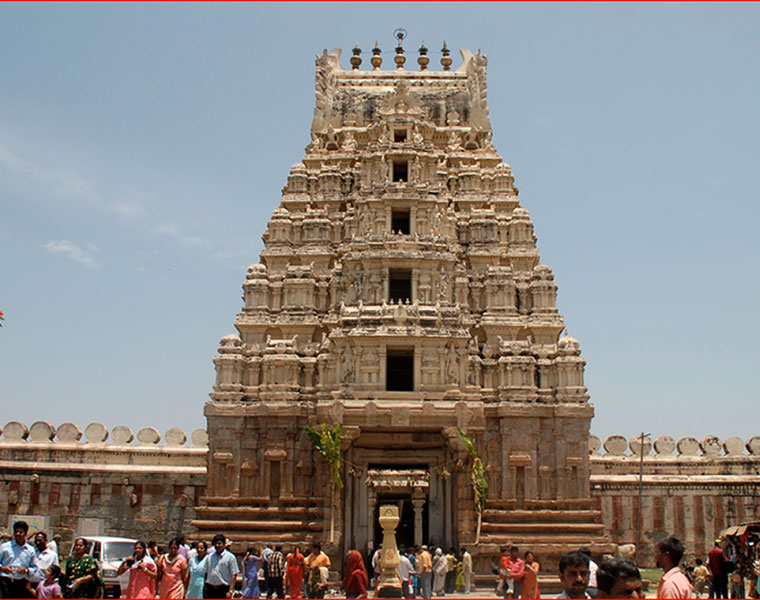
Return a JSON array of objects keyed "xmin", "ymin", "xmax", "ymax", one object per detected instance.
[{"xmin": 635, "ymin": 432, "xmax": 650, "ymax": 561}]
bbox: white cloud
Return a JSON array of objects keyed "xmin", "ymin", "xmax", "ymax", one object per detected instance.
[
  {"xmin": 44, "ymin": 240, "xmax": 101, "ymax": 269},
  {"xmin": 152, "ymin": 222, "xmax": 206, "ymax": 247},
  {"xmin": 51, "ymin": 168, "xmax": 102, "ymax": 205},
  {"xmin": 111, "ymin": 198, "xmax": 148, "ymax": 219},
  {"xmin": 1, "ymin": 142, "xmax": 208, "ymax": 256}
]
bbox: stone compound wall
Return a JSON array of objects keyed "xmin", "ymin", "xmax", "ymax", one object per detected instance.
[
  {"xmin": 589, "ymin": 433, "xmax": 760, "ymax": 566},
  {"xmin": 3, "ymin": 420, "xmax": 758, "ymax": 567},
  {"xmin": 0, "ymin": 421, "xmax": 207, "ymax": 548}
]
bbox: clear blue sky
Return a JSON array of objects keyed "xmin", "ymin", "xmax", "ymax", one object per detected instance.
[{"xmin": 1, "ymin": 3, "xmax": 758, "ymax": 445}]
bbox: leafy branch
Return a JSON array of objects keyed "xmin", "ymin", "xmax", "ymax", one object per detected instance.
[
  {"xmin": 304, "ymin": 423, "xmax": 343, "ymax": 489},
  {"xmin": 458, "ymin": 426, "xmax": 488, "ymax": 543}
]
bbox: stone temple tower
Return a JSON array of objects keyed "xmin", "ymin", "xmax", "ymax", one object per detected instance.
[{"xmin": 196, "ymin": 40, "xmax": 610, "ymax": 571}]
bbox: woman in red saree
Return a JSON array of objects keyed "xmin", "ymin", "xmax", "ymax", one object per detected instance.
[
  {"xmin": 284, "ymin": 546, "xmax": 305, "ymax": 598},
  {"xmin": 342, "ymin": 550, "xmax": 368, "ymax": 599}
]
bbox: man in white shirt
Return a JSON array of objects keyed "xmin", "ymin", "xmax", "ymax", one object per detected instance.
[
  {"xmin": 31, "ymin": 532, "xmax": 59, "ymax": 583},
  {"xmin": 396, "ymin": 546, "xmax": 413, "ymax": 598},
  {"xmin": 204, "ymin": 534, "xmax": 240, "ymax": 599},
  {"xmin": 580, "ymin": 548, "xmax": 598, "ymax": 598}
]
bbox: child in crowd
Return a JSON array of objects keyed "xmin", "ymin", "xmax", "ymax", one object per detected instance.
[{"xmin": 37, "ymin": 565, "xmax": 62, "ymax": 599}]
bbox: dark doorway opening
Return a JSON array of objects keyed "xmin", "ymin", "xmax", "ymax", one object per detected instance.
[
  {"xmin": 391, "ymin": 210, "xmax": 411, "ymax": 235},
  {"xmin": 269, "ymin": 461, "xmax": 280, "ymax": 505},
  {"xmin": 387, "ymin": 348, "xmax": 414, "ymax": 391},
  {"xmin": 389, "ymin": 269, "xmax": 412, "ymax": 303},
  {"xmin": 393, "ymin": 160, "xmax": 409, "ymax": 182}
]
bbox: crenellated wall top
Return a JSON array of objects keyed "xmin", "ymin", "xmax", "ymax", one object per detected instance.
[
  {"xmin": 0, "ymin": 421, "xmax": 208, "ymax": 448},
  {"xmin": 589, "ymin": 433, "xmax": 760, "ymax": 458}
]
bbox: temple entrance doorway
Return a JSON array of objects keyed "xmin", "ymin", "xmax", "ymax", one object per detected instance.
[
  {"xmin": 343, "ymin": 434, "xmax": 456, "ymax": 557},
  {"xmin": 367, "ymin": 467, "xmax": 429, "ymax": 549},
  {"xmin": 372, "ymin": 494, "xmax": 428, "ymax": 550}
]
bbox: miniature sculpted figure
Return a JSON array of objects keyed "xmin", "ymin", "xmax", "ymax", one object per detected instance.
[
  {"xmin": 446, "ymin": 344, "xmax": 458, "ymax": 384},
  {"xmin": 342, "ymin": 344, "xmax": 354, "ymax": 383}
]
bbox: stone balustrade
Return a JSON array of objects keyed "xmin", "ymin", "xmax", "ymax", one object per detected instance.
[
  {"xmin": 0, "ymin": 421, "xmax": 208, "ymax": 447},
  {"xmin": 589, "ymin": 433, "xmax": 760, "ymax": 457}
]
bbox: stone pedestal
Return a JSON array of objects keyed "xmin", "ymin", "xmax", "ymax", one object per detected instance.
[{"xmin": 376, "ymin": 504, "xmax": 402, "ymax": 598}]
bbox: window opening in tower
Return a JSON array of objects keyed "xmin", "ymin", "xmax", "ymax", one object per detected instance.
[
  {"xmin": 393, "ymin": 160, "xmax": 409, "ymax": 182},
  {"xmin": 386, "ymin": 348, "xmax": 414, "ymax": 391},
  {"xmin": 389, "ymin": 269, "xmax": 412, "ymax": 302},
  {"xmin": 391, "ymin": 209, "xmax": 411, "ymax": 234}
]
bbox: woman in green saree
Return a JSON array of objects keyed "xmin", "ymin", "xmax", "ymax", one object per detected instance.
[{"xmin": 62, "ymin": 538, "xmax": 101, "ymax": 599}]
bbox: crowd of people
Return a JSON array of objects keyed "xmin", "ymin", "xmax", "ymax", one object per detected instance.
[
  {"xmin": 4, "ymin": 518, "xmax": 757, "ymax": 600},
  {"xmin": 0, "ymin": 521, "xmax": 335, "ymax": 600},
  {"xmin": 682, "ymin": 537, "xmax": 760, "ymax": 599}
]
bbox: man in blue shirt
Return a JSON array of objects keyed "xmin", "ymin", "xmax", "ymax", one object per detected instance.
[
  {"xmin": 0, "ymin": 520, "xmax": 39, "ymax": 598},
  {"xmin": 204, "ymin": 534, "xmax": 240, "ymax": 599}
]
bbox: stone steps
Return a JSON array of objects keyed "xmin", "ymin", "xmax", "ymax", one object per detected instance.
[
  {"xmin": 191, "ymin": 519, "xmax": 322, "ymax": 531},
  {"xmin": 481, "ymin": 522, "xmax": 605, "ymax": 534},
  {"xmin": 486, "ymin": 498, "xmax": 597, "ymax": 510},
  {"xmin": 478, "ymin": 534, "xmax": 610, "ymax": 546},
  {"xmin": 194, "ymin": 506, "xmax": 323, "ymax": 518},
  {"xmin": 482, "ymin": 508, "xmax": 602, "ymax": 523}
]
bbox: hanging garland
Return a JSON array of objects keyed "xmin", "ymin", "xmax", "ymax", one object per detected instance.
[{"xmin": 304, "ymin": 423, "xmax": 343, "ymax": 488}]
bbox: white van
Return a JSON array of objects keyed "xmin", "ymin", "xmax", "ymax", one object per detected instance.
[{"xmin": 69, "ymin": 536, "xmax": 136, "ymax": 598}]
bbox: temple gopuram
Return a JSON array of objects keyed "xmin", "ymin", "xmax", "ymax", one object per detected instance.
[{"xmin": 195, "ymin": 37, "xmax": 612, "ymax": 570}]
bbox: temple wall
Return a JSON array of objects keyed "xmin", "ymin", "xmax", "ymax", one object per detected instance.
[
  {"xmin": 0, "ymin": 421, "xmax": 207, "ymax": 548},
  {"xmin": 589, "ymin": 433, "xmax": 760, "ymax": 566},
  {"xmin": 3, "ymin": 421, "xmax": 759, "ymax": 568}
]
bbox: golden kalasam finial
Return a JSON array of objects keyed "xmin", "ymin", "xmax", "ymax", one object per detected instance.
[
  {"xmin": 418, "ymin": 41, "xmax": 429, "ymax": 71},
  {"xmin": 371, "ymin": 41, "xmax": 382, "ymax": 70},
  {"xmin": 394, "ymin": 28, "xmax": 407, "ymax": 70},
  {"xmin": 350, "ymin": 43, "xmax": 362, "ymax": 70},
  {"xmin": 441, "ymin": 41, "xmax": 452, "ymax": 71}
]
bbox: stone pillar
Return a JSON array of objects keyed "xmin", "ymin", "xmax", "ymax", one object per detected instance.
[
  {"xmin": 377, "ymin": 505, "xmax": 402, "ymax": 598},
  {"xmin": 412, "ymin": 498, "xmax": 425, "ymax": 547}
]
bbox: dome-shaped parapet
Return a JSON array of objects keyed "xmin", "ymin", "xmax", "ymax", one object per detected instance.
[
  {"xmin": 165, "ymin": 427, "xmax": 187, "ymax": 447},
  {"xmin": 218, "ymin": 334, "xmax": 243, "ymax": 354},
  {"xmin": 246, "ymin": 263, "xmax": 268, "ymax": 280},
  {"xmin": 653, "ymin": 435, "xmax": 676, "ymax": 456},
  {"xmin": 137, "ymin": 427, "xmax": 161, "ymax": 445},
  {"xmin": 56, "ymin": 422, "xmax": 82, "ymax": 443},
  {"xmin": 2, "ymin": 421, "xmax": 29, "ymax": 441},
  {"xmin": 532, "ymin": 264, "xmax": 554, "ymax": 281},
  {"xmin": 29, "ymin": 421, "xmax": 55, "ymax": 442},
  {"xmin": 746, "ymin": 436, "xmax": 760, "ymax": 455},
  {"xmin": 629, "ymin": 433, "xmax": 652, "ymax": 457},
  {"xmin": 699, "ymin": 435, "xmax": 722, "ymax": 457},
  {"xmin": 676, "ymin": 436, "xmax": 700, "ymax": 456},
  {"xmin": 723, "ymin": 437, "xmax": 744, "ymax": 455},
  {"xmin": 588, "ymin": 435, "xmax": 601, "ymax": 455},
  {"xmin": 603, "ymin": 435, "xmax": 628, "ymax": 456},
  {"xmin": 191, "ymin": 429, "xmax": 209, "ymax": 447},
  {"xmin": 511, "ymin": 206, "xmax": 531, "ymax": 220},
  {"xmin": 558, "ymin": 333, "xmax": 581, "ymax": 356},
  {"xmin": 111, "ymin": 425, "xmax": 134, "ymax": 445},
  {"xmin": 84, "ymin": 422, "xmax": 108, "ymax": 444}
]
